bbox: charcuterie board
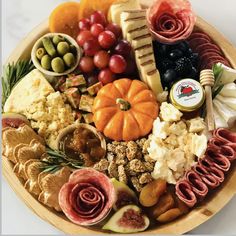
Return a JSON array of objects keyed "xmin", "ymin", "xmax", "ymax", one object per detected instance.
[{"xmin": 2, "ymin": 0, "xmax": 236, "ymax": 234}]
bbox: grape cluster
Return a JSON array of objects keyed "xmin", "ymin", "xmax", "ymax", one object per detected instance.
[
  {"xmin": 153, "ymin": 41, "xmax": 199, "ymax": 89},
  {"xmin": 76, "ymin": 11, "xmax": 136, "ymax": 86}
]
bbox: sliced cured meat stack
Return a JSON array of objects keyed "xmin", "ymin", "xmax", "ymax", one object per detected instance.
[
  {"xmin": 187, "ymin": 31, "xmax": 231, "ymax": 69},
  {"xmin": 59, "ymin": 168, "xmax": 116, "ymax": 226},
  {"xmin": 147, "ymin": 0, "xmax": 196, "ymax": 44},
  {"xmin": 176, "ymin": 128, "xmax": 236, "ymax": 208}
]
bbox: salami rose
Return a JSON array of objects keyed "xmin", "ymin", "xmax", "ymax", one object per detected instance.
[
  {"xmin": 59, "ymin": 168, "xmax": 116, "ymax": 226},
  {"xmin": 147, "ymin": 0, "xmax": 196, "ymax": 44}
]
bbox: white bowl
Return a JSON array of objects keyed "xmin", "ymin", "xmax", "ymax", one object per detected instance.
[{"xmin": 31, "ymin": 33, "xmax": 82, "ymax": 77}]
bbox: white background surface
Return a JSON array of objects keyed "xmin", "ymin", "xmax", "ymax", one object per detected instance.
[{"xmin": 1, "ymin": 0, "xmax": 236, "ymax": 235}]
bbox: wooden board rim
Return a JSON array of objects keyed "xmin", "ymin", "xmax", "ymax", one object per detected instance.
[{"xmin": 3, "ymin": 2, "xmax": 236, "ymax": 234}]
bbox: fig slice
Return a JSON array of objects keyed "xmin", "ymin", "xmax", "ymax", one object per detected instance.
[
  {"xmin": 102, "ymin": 205, "xmax": 150, "ymax": 233},
  {"xmin": 2, "ymin": 113, "xmax": 30, "ymax": 128},
  {"xmin": 111, "ymin": 178, "xmax": 138, "ymax": 211}
]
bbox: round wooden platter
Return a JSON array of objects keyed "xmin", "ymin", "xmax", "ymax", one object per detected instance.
[{"xmin": 3, "ymin": 0, "xmax": 236, "ymax": 234}]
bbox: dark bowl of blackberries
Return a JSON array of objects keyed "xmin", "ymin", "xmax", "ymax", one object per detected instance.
[{"xmin": 153, "ymin": 40, "xmax": 199, "ymax": 90}]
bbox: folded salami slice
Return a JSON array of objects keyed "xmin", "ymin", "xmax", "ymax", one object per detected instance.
[
  {"xmin": 59, "ymin": 168, "xmax": 116, "ymax": 226},
  {"xmin": 175, "ymin": 180, "xmax": 197, "ymax": 208},
  {"xmin": 205, "ymin": 148, "xmax": 231, "ymax": 172},
  {"xmin": 193, "ymin": 164, "xmax": 220, "ymax": 189},
  {"xmin": 185, "ymin": 170, "xmax": 208, "ymax": 200},
  {"xmin": 219, "ymin": 145, "xmax": 236, "ymax": 162},
  {"xmin": 147, "ymin": 0, "xmax": 196, "ymax": 44},
  {"xmin": 213, "ymin": 128, "xmax": 236, "ymax": 143}
]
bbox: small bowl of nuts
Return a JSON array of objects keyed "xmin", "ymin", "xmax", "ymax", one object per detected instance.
[{"xmin": 31, "ymin": 33, "xmax": 82, "ymax": 76}]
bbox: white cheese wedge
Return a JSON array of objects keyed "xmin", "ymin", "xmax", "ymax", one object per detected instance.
[
  {"xmin": 213, "ymin": 99, "xmax": 236, "ymax": 128},
  {"xmin": 216, "ymin": 63, "xmax": 236, "ymax": 85},
  {"xmin": 135, "ymin": 45, "xmax": 153, "ymax": 59},
  {"xmin": 190, "ymin": 133, "xmax": 207, "ymax": 158},
  {"xmin": 213, "ymin": 105, "xmax": 228, "ymax": 128},
  {"xmin": 146, "ymin": 70, "xmax": 164, "ymax": 95},
  {"xmin": 135, "ymin": 53, "xmax": 155, "ymax": 66},
  {"xmin": 4, "ymin": 69, "xmax": 54, "ymax": 113},
  {"xmin": 219, "ymin": 82, "xmax": 236, "ymax": 98},
  {"xmin": 109, "ymin": 0, "xmax": 141, "ymax": 26},
  {"xmin": 127, "ymin": 27, "xmax": 149, "ymax": 43},
  {"xmin": 215, "ymin": 94, "xmax": 236, "ymax": 110}
]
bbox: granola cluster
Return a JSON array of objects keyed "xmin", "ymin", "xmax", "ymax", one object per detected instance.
[{"xmin": 93, "ymin": 138, "xmax": 155, "ymax": 192}]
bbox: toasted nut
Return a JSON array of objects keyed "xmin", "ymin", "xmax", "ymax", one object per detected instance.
[
  {"xmin": 139, "ymin": 179, "xmax": 166, "ymax": 207},
  {"xmin": 157, "ymin": 208, "xmax": 182, "ymax": 223},
  {"xmin": 151, "ymin": 192, "xmax": 175, "ymax": 218}
]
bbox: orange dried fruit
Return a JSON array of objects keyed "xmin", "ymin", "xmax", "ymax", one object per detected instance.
[
  {"xmin": 79, "ymin": 0, "xmax": 117, "ymax": 19},
  {"xmin": 157, "ymin": 208, "xmax": 182, "ymax": 223},
  {"xmin": 139, "ymin": 179, "xmax": 167, "ymax": 207},
  {"xmin": 49, "ymin": 2, "xmax": 80, "ymax": 39},
  {"xmin": 151, "ymin": 192, "xmax": 175, "ymax": 218}
]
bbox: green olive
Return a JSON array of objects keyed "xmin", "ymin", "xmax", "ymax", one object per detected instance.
[
  {"xmin": 41, "ymin": 55, "xmax": 51, "ymax": 70},
  {"xmin": 51, "ymin": 57, "xmax": 65, "ymax": 73},
  {"xmin": 52, "ymin": 35, "xmax": 65, "ymax": 45},
  {"xmin": 63, "ymin": 53, "xmax": 75, "ymax": 67},
  {"xmin": 57, "ymin": 41, "xmax": 70, "ymax": 56},
  {"xmin": 36, "ymin": 47, "xmax": 46, "ymax": 60},
  {"xmin": 70, "ymin": 44, "xmax": 77, "ymax": 54}
]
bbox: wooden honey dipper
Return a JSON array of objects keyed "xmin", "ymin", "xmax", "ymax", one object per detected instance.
[{"xmin": 200, "ymin": 69, "xmax": 215, "ymax": 131}]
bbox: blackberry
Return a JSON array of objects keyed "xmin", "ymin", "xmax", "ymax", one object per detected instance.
[
  {"xmin": 158, "ymin": 59, "xmax": 174, "ymax": 72},
  {"xmin": 175, "ymin": 57, "xmax": 192, "ymax": 77},
  {"xmin": 189, "ymin": 53, "xmax": 199, "ymax": 67}
]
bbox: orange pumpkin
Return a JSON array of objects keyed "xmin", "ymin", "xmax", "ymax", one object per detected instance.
[{"xmin": 93, "ymin": 78, "xmax": 159, "ymax": 141}]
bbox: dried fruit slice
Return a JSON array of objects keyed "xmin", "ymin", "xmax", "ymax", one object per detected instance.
[
  {"xmin": 79, "ymin": 0, "xmax": 117, "ymax": 19},
  {"xmin": 102, "ymin": 205, "xmax": 150, "ymax": 233},
  {"xmin": 2, "ymin": 113, "xmax": 30, "ymax": 128},
  {"xmin": 49, "ymin": 2, "xmax": 80, "ymax": 39}
]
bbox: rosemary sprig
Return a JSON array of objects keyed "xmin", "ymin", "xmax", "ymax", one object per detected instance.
[
  {"xmin": 40, "ymin": 147, "xmax": 84, "ymax": 173},
  {"xmin": 2, "ymin": 60, "xmax": 35, "ymax": 108}
]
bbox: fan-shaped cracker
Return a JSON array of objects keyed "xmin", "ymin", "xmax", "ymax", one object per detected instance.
[
  {"xmin": 24, "ymin": 159, "xmax": 45, "ymax": 196},
  {"xmin": 38, "ymin": 167, "xmax": 72, "ymax": 211},
  {"xmin": 2, "ymin": 125, "xmax": 44, "ymax": 163},
  {"xmin": 13, "ymin": 139, "xmax": 45, "ymax": 180}
]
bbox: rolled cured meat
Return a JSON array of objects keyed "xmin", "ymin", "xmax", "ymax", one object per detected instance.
[
  {"xmin": 175, "ymin": 180, "xmax": 197, "ymax": 208},
  {"xmin": 213, "ymin": 128, "xmax": 236, "ymax": 144},
  {"xmin": 147, "ymin": 0, "xmax": 196, "ymax": 44},
  {"xmin": 176, "ymin": 128, "xmax": 236, "ymax": 207},
  {"xmin": 185, "ymin": 170, "xmax": 208, "ymax": 200},
  {"xmin": 205, "ymin": 148, "xmax": 231, "ymax": 172},
  {"xmin": 193, "ymin": 164, "xmax": 220, "ymax": 189},
  {"xmin": 59, "ymin": 168, "xmax": 116, "ymax": 226}
]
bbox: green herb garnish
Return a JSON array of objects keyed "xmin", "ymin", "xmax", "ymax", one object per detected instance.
[
  {"xmin": 2, "ymin": 60, "xmax": 35, "ymax": 108},
  {"xmin": 40, "ymin": 147, "xmax": 84, "ymax": 173}
]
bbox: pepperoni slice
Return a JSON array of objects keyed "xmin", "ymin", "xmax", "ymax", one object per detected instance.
[
  {"xmin": 188, "ymin": 31, "xmax": 212, "ymax": 41},
  {"xmin": 195, "ymin": 42, "xmax": 222, "ymax": 54},
  {"xmin": 189, "ymin": 38, "xmax": 210, "ymax": 50}
]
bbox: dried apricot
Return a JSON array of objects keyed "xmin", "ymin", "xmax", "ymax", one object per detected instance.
[
  {"xmin": 151, "ymin": 192, "xmax": 175, "ymax": 218},
  {"xmin": 157, "ymin": 208, "xmax": 182, "ymax": 223},
  {"xmin": 139, "ymin": 179, "xmax": 166, "ymax": 207},
  {"xmin": 49, "ymin": 2, "xmax": 80, "ymax": 39}
]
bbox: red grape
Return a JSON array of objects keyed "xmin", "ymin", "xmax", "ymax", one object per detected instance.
[
  {"xmin": 98, "ymin": 31, "xmax": 116, "ymax": 49},
  {"xmin": 79, "ymin": 56, "xmax": 95, "ymax": 73},
  {"xmin": 98, "ymin": 68, "xmax": 115, "ymax": 85},
  {"xmin": 109, "ymin": 55, "xmax": 127, "ymax": 74},
  {"xmin": 87, "ymin": 75, "xmax": 99, "ymax": 86},
  {"xmin": 114, "ymin": 40, "xmax": 132, "ymax": 57},
  {"xmin": 124, "ymin": 58, "xmax": 137, "ymax": 75},
  {"xmin": 105, "ymin": 23, "xmax": 122, "ymax": 38},
  {"xmin": 76, "ymin": 30, "xmax": 94, "ymax": 47},
  {"xmin": 90, "ymin": 23, "xmax": 104, "ymax": 37},
  {"xmin": 90, "ymin": 11, "xmax": 107, "ymax": 26},
  {"xmin": 94, "ymin": 50, "xmax": 110, "ymax": 69},
  {"xmin": 78, "ymin": 18, "xmax": 91, "ymax": 31},
  {"xmin": 83, "ymin": 38, "xmax": 101, "ymax": 56}
]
